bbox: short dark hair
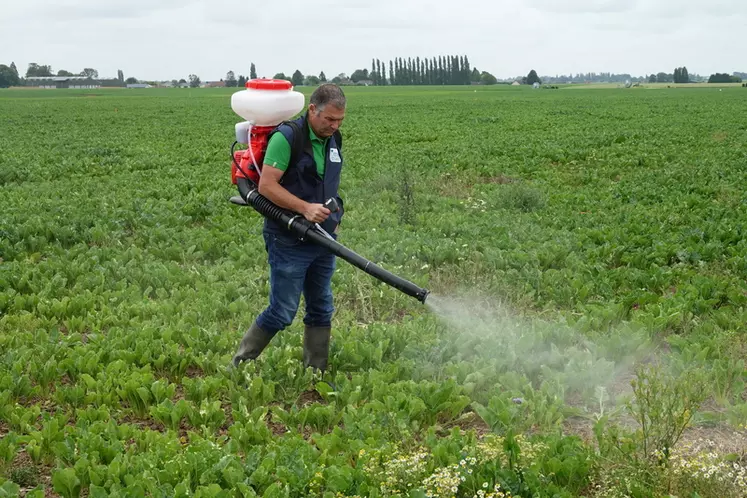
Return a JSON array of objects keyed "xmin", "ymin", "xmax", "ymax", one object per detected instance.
[{"xmin": 310, "ymin": 83, "xmax": 346, "ymax": 111}]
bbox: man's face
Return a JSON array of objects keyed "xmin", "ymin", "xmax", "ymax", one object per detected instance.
[{"xmin": 308, "ymin": 103, "xmax": 345, "ymax": 138}]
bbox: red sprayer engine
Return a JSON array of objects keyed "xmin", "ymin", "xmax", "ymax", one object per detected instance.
[{"xmin": 230, "ymin": 124, "xmax": 274, "ymax": 185}]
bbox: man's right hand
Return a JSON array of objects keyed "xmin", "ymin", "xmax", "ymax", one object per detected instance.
[
  {"xmin": 259, "ymin": 165, "xmax": 331, "ymax": 223},
  {"xmin": 302, "ymin": 203, "xmax": 331, "ymax": 223}
]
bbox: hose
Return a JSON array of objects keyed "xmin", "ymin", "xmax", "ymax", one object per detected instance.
[
  {"xmin": 235, "ymin": 177, "xmax": 430, "ymax": 304},
  {"xmin": 247, "ymin": 122, "xmax": 261, "ymax": 177}
]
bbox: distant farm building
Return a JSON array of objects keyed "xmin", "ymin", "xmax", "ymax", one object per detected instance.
[
  {"xmin": 26, "ymin": 76, "xmax": 101, "ymax": 89},
  {"xmin": 126, "ymin": 83, "xmax": 151, "ymax": 88},
  {"xmin": 511, "ymin": 81, "xmax": 521, "ymax": 86}
]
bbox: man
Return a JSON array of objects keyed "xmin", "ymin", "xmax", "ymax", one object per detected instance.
[{"xmin": 232, "ymin": 83, "xmax": 346, "ymax": 374}]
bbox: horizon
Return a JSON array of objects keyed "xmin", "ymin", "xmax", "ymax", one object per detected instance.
[
  {"xmin": 2, "ymin": 0, "xmax": 745, "ymax": 84},
  {"xmin": 7, "ymin": 61, "xmax": 747, "ymax": 85}
]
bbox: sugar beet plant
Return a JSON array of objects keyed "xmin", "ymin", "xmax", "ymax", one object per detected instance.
[{"xmin": 2, "ymin": 85, "xmax": 747, "ymax": 497}]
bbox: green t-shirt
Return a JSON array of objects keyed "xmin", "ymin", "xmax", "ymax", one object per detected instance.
[{"xmin": 262, "ymin": 123, "xmax": 328, "ymax": 177}]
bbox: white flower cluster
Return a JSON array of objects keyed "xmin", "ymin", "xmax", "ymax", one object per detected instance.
[
  {"xmin": 364, "ymin": 447, "xmax": 430, "ymax": 496},
  {"xmin": 461, "ymin": 197, "xmax": 487, "ymax": 212},
  {"xmin": 358, "ymin": 434, "xmax": 553, "ymax": 497},
  {"xmin": 421, "ymin": 457, "xmax": 513, "ymax": 498},
  {"xmin": 670, "ymin": 438, "xmax": 747, "ymax": 493},
  {"xmin": 422, "ymin": 463, "xmax": 463, "ymax": 498},
  {"xmin": 474, "ymin": 436, "xmax": 507, "ymax": 466},
  {"xmin": 474, "ymin": 434, "xmax": 548, "ymax": 468},
  {"xmin": 474, "ymin": 482, "xmax": 511, "ymax": 498}
]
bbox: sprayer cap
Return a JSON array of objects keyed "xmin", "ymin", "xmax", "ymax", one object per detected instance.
[{"xmin": 246, "ymin": 79, "xmax": 293, "ymax": 90}]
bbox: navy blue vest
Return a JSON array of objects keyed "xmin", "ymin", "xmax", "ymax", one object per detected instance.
[{"xmin": 263, "ymin": 113, "xmax": 344, "ymax": 236}]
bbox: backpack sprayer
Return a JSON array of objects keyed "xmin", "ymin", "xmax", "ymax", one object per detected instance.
[{"xmin": 227, "ymin": 79, "xmax": 430, "ymax": 304}]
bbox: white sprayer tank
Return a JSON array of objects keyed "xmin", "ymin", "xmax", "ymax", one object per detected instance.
[{"xmin": 231, "ymin": 79, "xmax": 305, "ymax": 127}]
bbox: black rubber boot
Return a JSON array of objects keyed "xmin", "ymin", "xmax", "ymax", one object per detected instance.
[
  {"xmin": 303, "ymin": 325, "xmax": 331, "ymax": 372},
  {"xmin": 232, "ymin": 321, "xmax": 273, "ymax": 367}
]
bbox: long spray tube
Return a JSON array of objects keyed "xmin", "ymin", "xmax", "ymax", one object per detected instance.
[{"xmin": 235, "ymin": 177, "xmax": 430, "ymax": 304}]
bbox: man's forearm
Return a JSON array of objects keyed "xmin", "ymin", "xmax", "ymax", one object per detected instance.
[{"xmin": 258, "ymin": 180, "xmax": 308, "ymax": 214}]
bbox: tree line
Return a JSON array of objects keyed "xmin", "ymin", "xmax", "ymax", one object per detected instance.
[
  {"xmin": 219, "ymin": 63, "xmax": 259, "ymax": 88},
  {"xmin": 1, "ymin": 61, "xmax": 196, "ymax": 88},
  {"xmin": 647, "ymin": 67, "xmax": 692, "ymax": 83},
  {"xmin": 4, "ymin": 59, "xmax": 745, "ymax": 89},
  {"xmin": 220, "ymin": 55, "xmax": 510, "ymax": 88},
  {"xmin": 0, "ymin": 62, "xmax": 20, "ymax": 88},
  {"xmin": 0, "ymin": 62, "xmax": 133, "ymax": 87},
  {"xmin": 25, "ymin": 63, "xmax": 104, "ymax": 79},
  {"xmin": 219, "ymin": 55, "xmax": 481, "ymax": 88},
  {"xmin": 708, "ymin": 73, "xmax": 743, "ymax": 83},
  {"xmin": 644, "ymin": 67, "xmax": 742, "ymax": 84},
  {"xmin": 359, "ymin": 55, "xmax": 477, "ymax": 86}
]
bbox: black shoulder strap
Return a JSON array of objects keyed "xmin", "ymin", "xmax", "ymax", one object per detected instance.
[
  {"xmin": 285, "ymin": 121, "xmax": 305, "ymax": 169},
  {"xmin": 334, "ymin": 130, "xmax": 342, "ymax": 151}
]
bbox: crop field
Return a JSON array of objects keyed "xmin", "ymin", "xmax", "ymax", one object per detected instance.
[{"xmin": 2, "ymin": 84, "xmax": 747, "ymax": 497}]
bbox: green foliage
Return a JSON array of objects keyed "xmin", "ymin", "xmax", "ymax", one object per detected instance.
[
  {"xmin": 0, "ymin": 64, "xmax": 20, "ymax": 88},
  {"xmin": 480, "ymin": 71, "xmax": 498, "ymax": 85},
  {"xmin": 397, "ymin": 167, "xmax": 417, "ymax": 225},
  {"xmin": 498, "ymin": 184, "xmax": 545, "ymax": 212},
  {"xmin": 1, "ymin": 85, "xmax": 747, "ymax": 497},
  {"xmin": 291, "ymin": 70, "xmax": 304, "ymax": 87},
  {"xmin": 628, "ymin": 363, "xmax": 708, "ymax": 462},
  {"xmin": 526, "ymin": 69, "xmax": 541, "ymax": 85},
  {"xmin": 52, "ymin": 468, "xmax": 81, "ymax": 498},
  {"xmin": 0, "ymin": 481, "xmax": 21, "ymax": 498},
  {"xmin": 708, "ymin": 73, "xmax": 742, "ymax": 83},
  {"xmin": 9, "ymin": 464, "xmax": 39, "ymax": 488},
  {"xmin": 673, "ymin": 66, "xmax": 690, "ymax": 83},
  {"xmin": 592, "ymin": 362, "xmax": 712, "ymax": 496}
]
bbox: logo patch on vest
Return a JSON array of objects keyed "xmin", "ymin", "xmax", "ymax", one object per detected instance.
[{"xmin": 329, "ymin": 148, "xmax": 341, "ymax": 163}]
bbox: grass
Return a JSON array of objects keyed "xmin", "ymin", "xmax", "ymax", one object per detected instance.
[
  {"xmin": 1, "ymin": 84, "xmax": 747, "ymax": 497},
  {"xmin": 562, "ymin": 82, "xmax": 743, "ymax": 90}
]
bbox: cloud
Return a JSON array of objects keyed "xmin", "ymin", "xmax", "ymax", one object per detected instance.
[
  {"xmin": 640, "ymin": 0, "xmax": 746, "ymax": 17},
  {"xmin": 526, "ymin": 0, "xmax": 636, "ymax": 14},
  {"xmin": 4, "ymin": 0, "xmax": 196, "ymax": 22},
  {"xmin": 2, "ymin": 0, "xmax": 745, "ymax": 81}
]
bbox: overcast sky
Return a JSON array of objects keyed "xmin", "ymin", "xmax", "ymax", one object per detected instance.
[{"xmin": 2, "ymin": 0, "xmax": 745, "ymax": 81}]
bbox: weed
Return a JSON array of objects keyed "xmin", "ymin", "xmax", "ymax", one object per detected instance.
[
  {"xmin": 592, "ymin": 362, "xmax": 710, "ymax": 496},
  {"xmin": 9, "ymin": 465, "xmax": 39, "ymax": 488},
  {"xmin": 500, "ymin": 184, "xmax": 545, "ymax": 212},
  {"xmin": 397, "ymin": 167, "xmax": 417, "ymax": 225},
  {"xmin": 628, "ymin": 362, "xmax": 708, "ymax": 463}
]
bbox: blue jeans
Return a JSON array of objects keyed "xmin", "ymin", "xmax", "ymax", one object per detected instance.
[{"xmin": 255, "ymin": 231, "xmax": 337, "ymax": 336}]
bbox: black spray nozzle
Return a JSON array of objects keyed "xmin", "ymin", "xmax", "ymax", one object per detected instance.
[{"xmin": 324, "ymin": 197, "xmax": 340, "ymax": 213}]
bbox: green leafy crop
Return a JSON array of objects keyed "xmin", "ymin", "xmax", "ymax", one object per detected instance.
[{"xmin": 2, "ymin": 85, "xmax": 746, "ymax": 497}]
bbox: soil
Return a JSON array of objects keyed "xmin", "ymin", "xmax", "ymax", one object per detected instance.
[
  {"xmin": 119, "ymin": 412, "xmax": 166, "ymax": 433},
  {"xmin": 442, "ymin": 410, "xmax": 491, "ymax": 438},
  {"xmin": 8, "ymin": 450, "xmax": 59, "ymax": 497},
  {"xmin": 183, "ymin": 365, "xmax": 204, "ymax": 379},
  {"xmin": 265, "ymin": 411, "xmax": 288, "ymax": 437},
  {"xmin": 678, "ymin": 425, "xmax": 747, "ymax": 461},
  {"xmin": 298, "ymin": 389, "xmax": 326, "ymax": 407},
  {"xmin": 560, "ymin": 398, "xmax": 747, "ymax": 464},
  {"xmin": 484, "ymin": 174, "xmax": 516, "ymax": 185}
]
